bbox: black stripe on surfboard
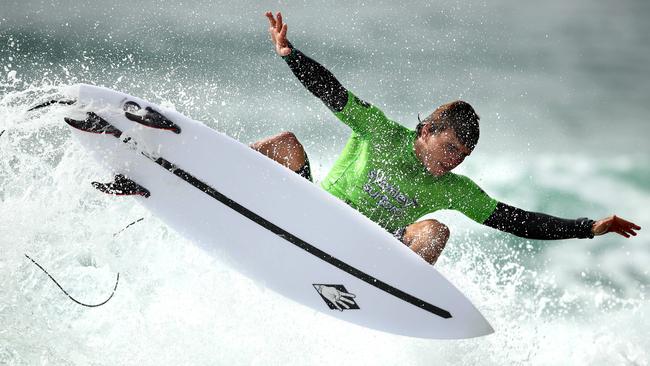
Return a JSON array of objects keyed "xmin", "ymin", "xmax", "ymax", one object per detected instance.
[{"xmin": 145, "ymin": 153, "xmax": 452, "ymax": 319}]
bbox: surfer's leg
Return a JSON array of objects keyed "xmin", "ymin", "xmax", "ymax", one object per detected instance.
[
  {"xmin": 400, "ymin": 219, "xmax": 450, "ymax": 265},
  {"xmin": 250, "ymin": 131, "xmax": 312, "ymax": 181}
]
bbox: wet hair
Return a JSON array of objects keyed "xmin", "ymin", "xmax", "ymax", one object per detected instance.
[{"xmin": 416, "ymin": 100, "xmax": 480, "ymax": 150}]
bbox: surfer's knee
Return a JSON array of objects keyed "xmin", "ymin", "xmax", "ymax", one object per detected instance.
[
  {"xmin": 404, "ymin": 219, "xmax": 450, "ymax": 265},
  {"xmin": 251, "ymin": 131, "xmax": 296, "ymax": 150},
  {"xmin": 250, "ymin": 131, "xmax": 307, "ymax": 171},
  {"xmin": 275, "ymin": 131, "xmax": 307, "ymax": 171},
  {"xmin": 430, "ymin": 219, "xmax": 450, "ymax": 244},
  {"xmin": 276, "ymin": 131, "xmax": 300, "ymax": 144},
  {"xmin": 404, "ymin": 219, "xmax": 450, "ymax": 244}
]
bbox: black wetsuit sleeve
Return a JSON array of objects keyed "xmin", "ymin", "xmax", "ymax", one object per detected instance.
[
  {"xmin": 483, "ymin": 202, "xmax": 595, "ymax": 240},
  {"xmin": 281, "ymin": 43, "xmax": 349, "ymax": 112}
]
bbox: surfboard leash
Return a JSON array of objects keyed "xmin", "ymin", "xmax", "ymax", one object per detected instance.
[
  {"xmin": 113, "ymin": 217, "xmax": 145, "ymax": 237},
  {"xmin": 24, "ymin": 254, "xmax": 119, "ymax": 308},
  {"xmin": 27, "ymin": 99, "xmax": 77, "ymax": 112}
]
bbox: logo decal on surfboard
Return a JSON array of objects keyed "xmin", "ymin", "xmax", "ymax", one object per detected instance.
[{"xmin": 313, "ymin": 284, "xmax": 359, "ymax": 311}]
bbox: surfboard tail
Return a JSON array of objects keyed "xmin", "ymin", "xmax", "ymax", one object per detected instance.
[
  {"xmin": 64, "ymin": 112, "xmax": 123, "ymax": 138},
  {"xmin": 123, "ymin": 102, "xmax": 181, "ymax": 134}
]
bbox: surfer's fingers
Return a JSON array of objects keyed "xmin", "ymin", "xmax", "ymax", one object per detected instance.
[
  {"xmin": 622, "ymin": 220, "xmax": 641, "ymax": 231},
  {"xmin": 615, "ymin": 217, "xmax": 641, "ymax": 231},
  {"xmin": 614, "ymin": 221, "xmax": 638, "ymax": 236},
  {"xmin": 618, "ymin": 228, "xmax": 631, "ymax": 237},
  {"xmin": 279, "ymin": 23, "xmax": 288, "ymax": 40},
  {"xmin": 276, "ymin": 12, "xmax": 283, "ymax": 33},
  {"xmin": 341, "ymin": 291, "xmax": 355, "ymax": 298},
  {"xmin": 622, "ymin": 222, "xmax": 639, "ymax": 232},
  {"xmin": 616, "ymin": 230, "xmax": 630, "ymax": 238},
  {"xmin": 266, "ymin": 12, "xmax": 276, "ymax": 28}
]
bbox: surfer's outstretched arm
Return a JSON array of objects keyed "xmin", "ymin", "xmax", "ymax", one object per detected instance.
[
  {"xmin": 482, "ymin": 202, "xmax": 641, "ymax": 240},
  {"xmin": 482, "ymin": 202, "xmax": 596, "ymax": 239},
  {"xmin": 265, "ymin": 11, "xmax": 349, "ymax": 112}
]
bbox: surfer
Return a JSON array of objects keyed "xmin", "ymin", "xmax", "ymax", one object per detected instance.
[{"xmin": 254, "ymin": 11, "xmax": 641, "ymax": 265}]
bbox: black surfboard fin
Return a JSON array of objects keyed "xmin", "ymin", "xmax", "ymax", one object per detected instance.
[
  {"xmin": 123, "ymin": 102, "xmax": 181, "ymax": 134},
  {"xmin": 64, "ymin": 112, "xmax": 123, "ymax": 138},
  {"xmin": 91, "ymin": 174, "xmax": 150, "ymax": 198},
  {"xmin": 28, "ymin": 99, "xmax": 77, "ymax": 112}
]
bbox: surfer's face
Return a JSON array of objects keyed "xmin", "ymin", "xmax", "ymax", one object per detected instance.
[{"xmin": 416, "ymin": 128, "xmax": 472, "ymax": 177}]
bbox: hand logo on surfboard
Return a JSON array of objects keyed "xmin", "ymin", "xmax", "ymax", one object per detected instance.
[{"xmin": 313, "ymin": 284, "xmax": 359, "ymax": 311}]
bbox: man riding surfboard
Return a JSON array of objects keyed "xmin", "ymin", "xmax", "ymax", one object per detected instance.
[{"xmin": 252, "ymin": 11, "xmax": 641, "ymax": 265}]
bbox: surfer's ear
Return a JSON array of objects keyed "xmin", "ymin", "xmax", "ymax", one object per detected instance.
[{"xmin": 418, "ymin": 122, "xmax": 434, "ymax": 139}]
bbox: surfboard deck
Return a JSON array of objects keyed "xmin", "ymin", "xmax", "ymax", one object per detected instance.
[{"xmin": 59, "ymin": 83, "xmax": 493, "ymax": 339}]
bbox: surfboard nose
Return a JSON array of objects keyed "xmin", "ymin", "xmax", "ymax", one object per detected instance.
[{"xmin": 455, "ymin": 312, "xmax": 494, "ymax": 339}]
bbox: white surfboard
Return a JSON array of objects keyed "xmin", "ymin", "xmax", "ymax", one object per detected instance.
[{"xmin": 58, "ymin": 83, "xmax": 493, "ymax": 339}]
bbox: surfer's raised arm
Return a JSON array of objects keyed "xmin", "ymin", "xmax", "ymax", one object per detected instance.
[
  {"xmin": 481, "ymin": 202, "xmax": 641, "ymax": 240},
  {"xmin": 266, "ymin": 11, "xmax": 398, "ymax": 138},
  {"xmin": 266, "ymin": 11, "xmax": 348, "ymax": 112}
]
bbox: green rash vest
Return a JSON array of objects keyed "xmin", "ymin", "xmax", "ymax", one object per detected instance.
[{"xmin": 320, "ymin": 91, "xmax": 499, "ymax": 233}]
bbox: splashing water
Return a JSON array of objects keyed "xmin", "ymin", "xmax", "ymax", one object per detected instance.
[{"xmin": 1, "ymin": 1, "xmax": 649, "ymax": 364}]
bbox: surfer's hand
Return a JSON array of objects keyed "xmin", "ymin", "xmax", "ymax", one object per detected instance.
[
  {"xmin": 265, "ymin": 11, "xmax": 291, "ymax": 57},
  {"xmin": 592, "ymin": 215, "xmax": 641, "ymax": 238}
]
